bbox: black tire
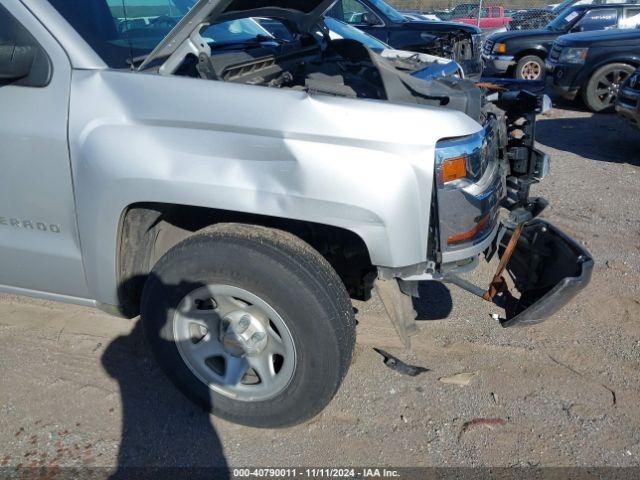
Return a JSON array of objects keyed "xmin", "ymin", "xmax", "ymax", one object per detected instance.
[
  {"xmin": 582, "ymin": 63, "xmax": 635, "ymax": 113},
  {"xmin": 515, "ymin": 55, "xmax": 545, "ymax": 81},
  {"xmin": 140, "ymin": 223, "xmax": 356, "ymax": 428}
]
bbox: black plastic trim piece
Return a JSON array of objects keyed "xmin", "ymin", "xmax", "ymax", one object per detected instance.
[{"xmin": 499, "ymin": 219, "xmax": 594, "ymax": 328}]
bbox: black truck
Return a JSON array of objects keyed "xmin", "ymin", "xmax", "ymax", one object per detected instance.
[
  {"xmin": 326, "ymin": 0, "xmax": 483, "ymax": 78},
  {"xmin": 547, "ymin": 28, "xmax": 640, "ymax": 111},
  {"xmin": 483, "ymin": 3, "xmax": 640, "ymax": 81}
]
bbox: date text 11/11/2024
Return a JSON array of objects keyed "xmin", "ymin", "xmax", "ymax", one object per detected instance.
[{"xmin": 232, "ymin": 468, "xmax": 401, "ymax": 478}]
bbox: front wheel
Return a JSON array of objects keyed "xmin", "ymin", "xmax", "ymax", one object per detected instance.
[
  {"xmin": 582, "ymin": 63, "xmax": 635, "ymax": 112},
  {"xmin": 515, "ymin": 55, "xmax": 545, "ymax": 81},
  {"xmin": 141, "ymin": 224, "xmax": 356, "ymax": 428}
]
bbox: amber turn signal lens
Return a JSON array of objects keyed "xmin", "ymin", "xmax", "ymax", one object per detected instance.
[
  {"xmin": 495, "ymin": 43, "xmax": 507, "ymax": 54},
  {"xmin": 442, "ymin": 156, "xmax": 467, "ymax": 183}
]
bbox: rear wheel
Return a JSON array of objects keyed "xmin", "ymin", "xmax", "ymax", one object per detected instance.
[
  {"xmin": 515, "ymin": 55, "xmax": 545, "ymax": 81},
  {"xmin": 141, "ymin": 223, "xmax": 356, "ymax": 427},
  {"xmin": 582, "ymin": 63, "xmax": 635, "ymax": 112}
]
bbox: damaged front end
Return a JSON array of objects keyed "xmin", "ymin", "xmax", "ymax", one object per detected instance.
[
  {"xmin": 135, "ymin": 0, "xmax": 591, "ymax": 343},
  {"xmin": 443, "ymin": 89, "xmax": 593, "ymax": 329},
  {"xmin": 488, "ymin": 219, "xmax": 593, "ymax": 327},
  {"xmin": 378, "ymin": 89, "xmax": 593, "ymax": 347}
]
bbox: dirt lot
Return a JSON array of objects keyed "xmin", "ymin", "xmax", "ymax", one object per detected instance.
[{"xmin": 1, "ymin": 106, "xmax": 639, "ymax": 472}]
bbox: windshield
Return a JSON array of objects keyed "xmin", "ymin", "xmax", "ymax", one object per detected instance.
[
  {"xmin": 546, "ymin": 7, "xmax": 582, "ymax": 30},
  {"xmin": 47, "ymin": 0, "xmax": 197, "ymax": 67},
  {"xmin": 204, "ymin": 18, "xmax": 273, "ymax": 45},
  {"xmin": 46, "ymin": 0, "xmax": 281, "ymax": 68},
  {"xmin": 323, "ymin": 17, "xmax": 389, "ymax": 49},
  {"xmin": 551, "ymin": 0, "xmax": 577, "ymax": 13},
  {"xmin": 368, "ymin": 0, "xmax": 406, "ymax": 22}
]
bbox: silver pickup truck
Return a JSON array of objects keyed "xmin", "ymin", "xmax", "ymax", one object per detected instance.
[{"xmin": 0, "ymin": 0, "xmax": 592, "ymax": 428}]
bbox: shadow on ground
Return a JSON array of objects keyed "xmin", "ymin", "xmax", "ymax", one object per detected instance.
[
  {"xmin": 102, "ymin": 319, "xmax": 229, "ymax": 479},
  {"xmin": 537, "ymin": 110, "xmax": 640, "ymax": 165},
  {"xmin": 412, "ymin": 281, "xmax": 453, "ymax": 321}
]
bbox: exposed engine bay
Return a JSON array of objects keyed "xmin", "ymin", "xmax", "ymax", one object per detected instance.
[{"xmin": 168, "ymin": 32, "xmax": 484, "ymax": 121}]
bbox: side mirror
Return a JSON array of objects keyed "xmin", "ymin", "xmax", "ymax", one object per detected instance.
[
  {"xmin": 0, "ymin": 43, "xmax": 35, "ymax": 81},
  {"xmin": 362, "ymin": 12, "xmax": 381, "ymax": 26}
]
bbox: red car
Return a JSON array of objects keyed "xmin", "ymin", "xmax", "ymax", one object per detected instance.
[{"xmin": 452, "ymin": 6, "xmax": 512, "ymax": 28}]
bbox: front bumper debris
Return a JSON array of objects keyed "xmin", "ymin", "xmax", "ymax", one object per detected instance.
[
  {"xmin": 494, "ymin": 219, "xmax": 593, "ymax": 327},
  {"xmin": 446, "ymin": 218, "xmax": 593, "ymax": 327}
]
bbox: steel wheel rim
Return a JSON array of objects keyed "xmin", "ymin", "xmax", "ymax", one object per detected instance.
[
  {"xmin": 594, "ymin": 68, "xmax": 630, "ymax": 108},
  {"xmin": 173, "ymin": 284, "xmax": 296, "ymax": 402},
  {"xmin": 521, "ymin": 60, "xmax": 541, "ymax": 81}
]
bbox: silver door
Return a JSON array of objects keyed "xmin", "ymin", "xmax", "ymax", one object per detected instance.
[{"xmin": 0, "ymin": 0, "xmax": 89, "ymax": 300}]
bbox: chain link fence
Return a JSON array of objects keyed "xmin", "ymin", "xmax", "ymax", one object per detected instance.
[{"xmin": 389, "ymin": 0, "xmax": 558, "ymax": 33}]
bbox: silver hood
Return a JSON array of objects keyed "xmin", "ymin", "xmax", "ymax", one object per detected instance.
[{"xmin": 138, "ymin": 0, "xmax": 336, "ymax": 71}]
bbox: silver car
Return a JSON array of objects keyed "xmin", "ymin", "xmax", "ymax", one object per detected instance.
[{"xmin": 0, "ymin": 0, "xmax": 592, "ymax": 427}]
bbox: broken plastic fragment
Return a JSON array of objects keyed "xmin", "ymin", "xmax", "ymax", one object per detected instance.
[{"xmin": 373, "ymin": 348, "xmax": 429, "ymax": 377}]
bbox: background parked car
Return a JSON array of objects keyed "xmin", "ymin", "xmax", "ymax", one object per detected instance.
[
  {"xmin": 550, "ymin": 0, "xmax": 640, "ymax": 14},
  {"xmin": 257, "ymin": 15, "xmax": 467, "ymax": 80},
  {"xmin": 616, "ymin": 67, "xmax": 640, "ymax": 127},
  {"xmin": 326, "ymin": 0, "xmax": 483, "ymax": 78},
  {"xmin": 434, "ymin": 3, "xmax": 479, "ymax": 20},
  {"xmin": 482, "ymin": 3, "xmax": 640, "ymax": 81},
  {"xmin": 451, "ymin": 5, "xmax": 512, "ymax": 28},
  {"xmin": 547, "ymin": 28, "xmax": 640, "ymax": 111},
  {"xmin": 323, "ymin": 17, "xmax": 467, "ymax": 79},
  {"xmin": 507, "ymin": 9, "xmax": 556, "ymax": 30},
  {"xmin": 509, "ymin": 0, "xmax": 640, "ymax": 31},
  {"xmin": 400, "ymin": 10, "xmax": 442, "ymax": 21}
]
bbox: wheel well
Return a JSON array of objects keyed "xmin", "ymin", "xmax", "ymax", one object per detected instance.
[
  {"xmin": 579, "ymin": 60, "xmax": 640, "ymax": 94},
  {"xmin": 585, "ymin": 60, "xmax": 639, "ymax": 80},
  {"xmin": 117, "ymin": 203, "xmax": 375, "ymax": 316},
  {"xmin": 507, "ymin": 50, "xmax": 546, "ymax": 76},
  {"xmin": 514, "ymin": 50, "xmax": 546, "ymax": 62}
]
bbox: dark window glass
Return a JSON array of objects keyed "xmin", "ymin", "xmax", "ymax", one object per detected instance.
[
  {"xmin": 339, "ymin": 0, "xmax": 380, "ymax": 25},
  {"xmin": 575, "ymin": 8, "xmax": 618, "ymax": 31},
  {"xmin": 46, "ymin": 0, "xmax": 196, "ymax": 68},
  {"xmin": 0, "ymin": 4, "xmax": 51, "ymax": 86}
]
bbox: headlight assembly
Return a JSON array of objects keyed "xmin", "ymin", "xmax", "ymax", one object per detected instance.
[
  {"xmin": 559, "ymin": 47, "xmax": 588, "ymax": 64},
  {"xmin": 435, "ymin": 125, "xmax": 496, "ymax": 188}
]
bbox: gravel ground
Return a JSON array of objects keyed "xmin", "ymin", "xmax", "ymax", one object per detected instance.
[{"xmin": 0, "ymin": 106, "xmax": 639, "ymax": 473}]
